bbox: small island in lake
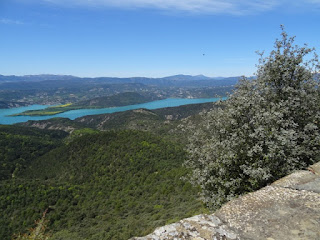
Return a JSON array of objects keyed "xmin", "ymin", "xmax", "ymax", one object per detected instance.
[{"xmin": 10, "ymin": 92, "xmax": 158, "ymax": 116}]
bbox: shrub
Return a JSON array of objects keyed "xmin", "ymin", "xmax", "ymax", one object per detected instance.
[{"xmin": 185, "ymin": 26, "xmax": 320, "ymax": 209}]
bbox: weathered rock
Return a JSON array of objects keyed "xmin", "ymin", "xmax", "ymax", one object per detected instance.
[
  {"xmin": 272, "ymin": 170, "xmax": 318, "ymax": 188},
  {"xmin": 131, "ymin": 214, "xmax": 240, "ymax": 240},
  {"xmin": 272, "ymin": 164, "xmax": 320, "ymax": 194},
  {"xmin": 131, "ymin": 163, "xmax": 320, "ymax": 240},
  {"xmin": 309, "ymin": 161, "xmax": 320, "ymax": 175},
  {"xmin": 215, "ymin": 186, "xmax": 320, "ymax": 240}
]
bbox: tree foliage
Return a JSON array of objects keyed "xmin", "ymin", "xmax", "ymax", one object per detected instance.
[
  {"xmin": 186, "ymin": 27, "xmax": 320, "ymax": 208},
  {"xmin": 13, "ymin": 210, "xmax": 51, "ymax": 240},
  {"xmin": 0, "ymin": 125, "xmax": 67, "ymax": 180},
  {"xmin": 1, "ymin": 129, "xmax": 205, "ymax": 240}
]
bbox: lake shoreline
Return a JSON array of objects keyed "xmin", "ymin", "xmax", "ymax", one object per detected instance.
[{"xmin": 0, "ymin": 97, "xmax": 226, "ymax": 125}]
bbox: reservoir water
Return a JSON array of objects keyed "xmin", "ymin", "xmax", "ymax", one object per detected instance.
[{"xmin": 0, "ymin": 97, "xmax": 225, "ymax": 125}]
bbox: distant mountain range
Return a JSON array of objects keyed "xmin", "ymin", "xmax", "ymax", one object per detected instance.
[
  {"xmin": 0, "ymin": 74, "xmax": 78, "ymax": 82},
  {"xmin": 0, "ymin": 74, "xmax": 232, "ymax": 82},
  {"xmin": 161, "ymin": 74, "xmax": 225, "ymax": 81},
  {"xmin": 0, "ymin": 74, "xmax": 242, "ymax": 89},
  {"xmin": 2, "ymin": 73, "xmax": 317, "ymax": 87}
]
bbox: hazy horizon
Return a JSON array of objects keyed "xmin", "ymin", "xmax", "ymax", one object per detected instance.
[{"xmin": 0, "ymin": 73, "xmax": 245, "ymax": 79}]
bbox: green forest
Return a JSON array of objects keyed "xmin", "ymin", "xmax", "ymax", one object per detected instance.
[{"xmin": 0, "ymin": 127, "xmax": 206, "ymax": 239}]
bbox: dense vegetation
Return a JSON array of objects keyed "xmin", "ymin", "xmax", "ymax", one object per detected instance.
[
  {"xmin": 18, "ymin": 118, "xmax": 90, "ymax": 133},
  {"xmin": 17, "ymin": 102, "xmax": 218, "ymax": 142},
  {"xmin": 185, "ymin": 28, "xmax": 320, "ymax": 208},
  {"xmin": 76, "ymin": 102, "xmax": 217, "ymax": 128},
  {"xmin": 73, "ymin": 92, "xmax": 158, "ymax": 107},
  {"xmin": 0, "ymin": 125, "xmax": 68, "ymax": 180},
  {"xmin": 12, "ymin": 210, "xmax": 51, "ymax": 240},
  {"xmin": 0, "ymin": 129, "xmax": 205, "ymax": 239}
]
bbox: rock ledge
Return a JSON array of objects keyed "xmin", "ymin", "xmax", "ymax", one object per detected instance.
[{"xmin": 131, "ymin": 162, "xmax": 320, "ymax": 240}]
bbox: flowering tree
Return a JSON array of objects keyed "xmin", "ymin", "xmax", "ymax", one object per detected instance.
[{"xmin": 186, "ymin": 27, "xmax": 320, "ymax": 209}]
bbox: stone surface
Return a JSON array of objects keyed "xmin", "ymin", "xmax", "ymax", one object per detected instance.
[
  {"xmin": 215, "ymin": 186, "xmax": 320, "ymax": 240},
  {"xmin": 272, "ymin": 170, "xmax": 319, "ymax": 188},
  {"xmin": 131, "ymin": 214, "xmax": 240, "ymax": 240},
  {"xmin": 272, "ymin": 164, "xmax": 320, "ymax": 193},
  {"xmin": 295, "ymin": 178, "xmax": 320, "ymax": 193},
  {"xmin": 131, "ymin": 162, "xmax": 320, "ymax": 240},
  {"xmin": 310, "ymin": 162, "xmax": 320, "ymax": 175}
]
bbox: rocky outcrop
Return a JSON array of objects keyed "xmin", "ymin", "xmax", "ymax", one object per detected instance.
[
  {"xmin": 17, "ymin": 118, "xmax": 85, "ymax": 133},
  {"xmin": 131, "ymin": 162, "xmax": 320, "ymax": 240}
]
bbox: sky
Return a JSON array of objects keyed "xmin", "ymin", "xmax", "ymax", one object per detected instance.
[{"xmin": 0, "ymin": 0, "xmax": 320, "ymax": 78}]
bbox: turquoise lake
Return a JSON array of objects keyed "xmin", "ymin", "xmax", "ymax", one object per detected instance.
[{"xmin": 0, "ymin": 97, "xmax": 225, "ymax": 125}]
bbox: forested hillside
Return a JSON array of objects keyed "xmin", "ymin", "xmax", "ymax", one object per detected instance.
[
  {"xmin": 73, "ymin": 92, "xmax": 158, "ymax": 107},
  {"xmin": 0, "ymin": 128, "xmax": 206, "ymax": 240},
  {"xmin": 0, "ymin": 125, "xmax": 68, "ymax": 180},
  {"xmin": 18, "ymin": 101, "xmax": 218, "ymax": 138}
]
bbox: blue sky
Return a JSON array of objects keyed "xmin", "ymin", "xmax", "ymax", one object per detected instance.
[{"xmin": 0, "ymin": 0, "xmax": 320, "ymax": 78}]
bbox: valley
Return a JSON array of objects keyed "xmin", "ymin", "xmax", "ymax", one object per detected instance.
[
  {"xmin": 0, "ymin": 74, "xmax": 235, "ymax": 107},
  {"xmin": 0, "ymin": 75, "xmax": 226, "ymax": 239},
  {"xmin": 0, "ymin": 99, "xmax": 214, "ymax": 240}
]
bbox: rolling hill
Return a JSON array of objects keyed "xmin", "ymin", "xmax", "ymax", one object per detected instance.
[{"xmin": 0, "ymin": 128, "xmax": 206, "ymax": 240}]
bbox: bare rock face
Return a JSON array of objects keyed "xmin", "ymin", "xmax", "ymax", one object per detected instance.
[
  {"xmin": 216, "ymin": 186, "xmax": 320, "ymax": 240},
  {"xmin": 131, "ymin": 162, "xmax": 320, "ymax": 240},
  {"xmin": 131, "ymin": 214, "xmax": 239, "ymax": 240}
]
